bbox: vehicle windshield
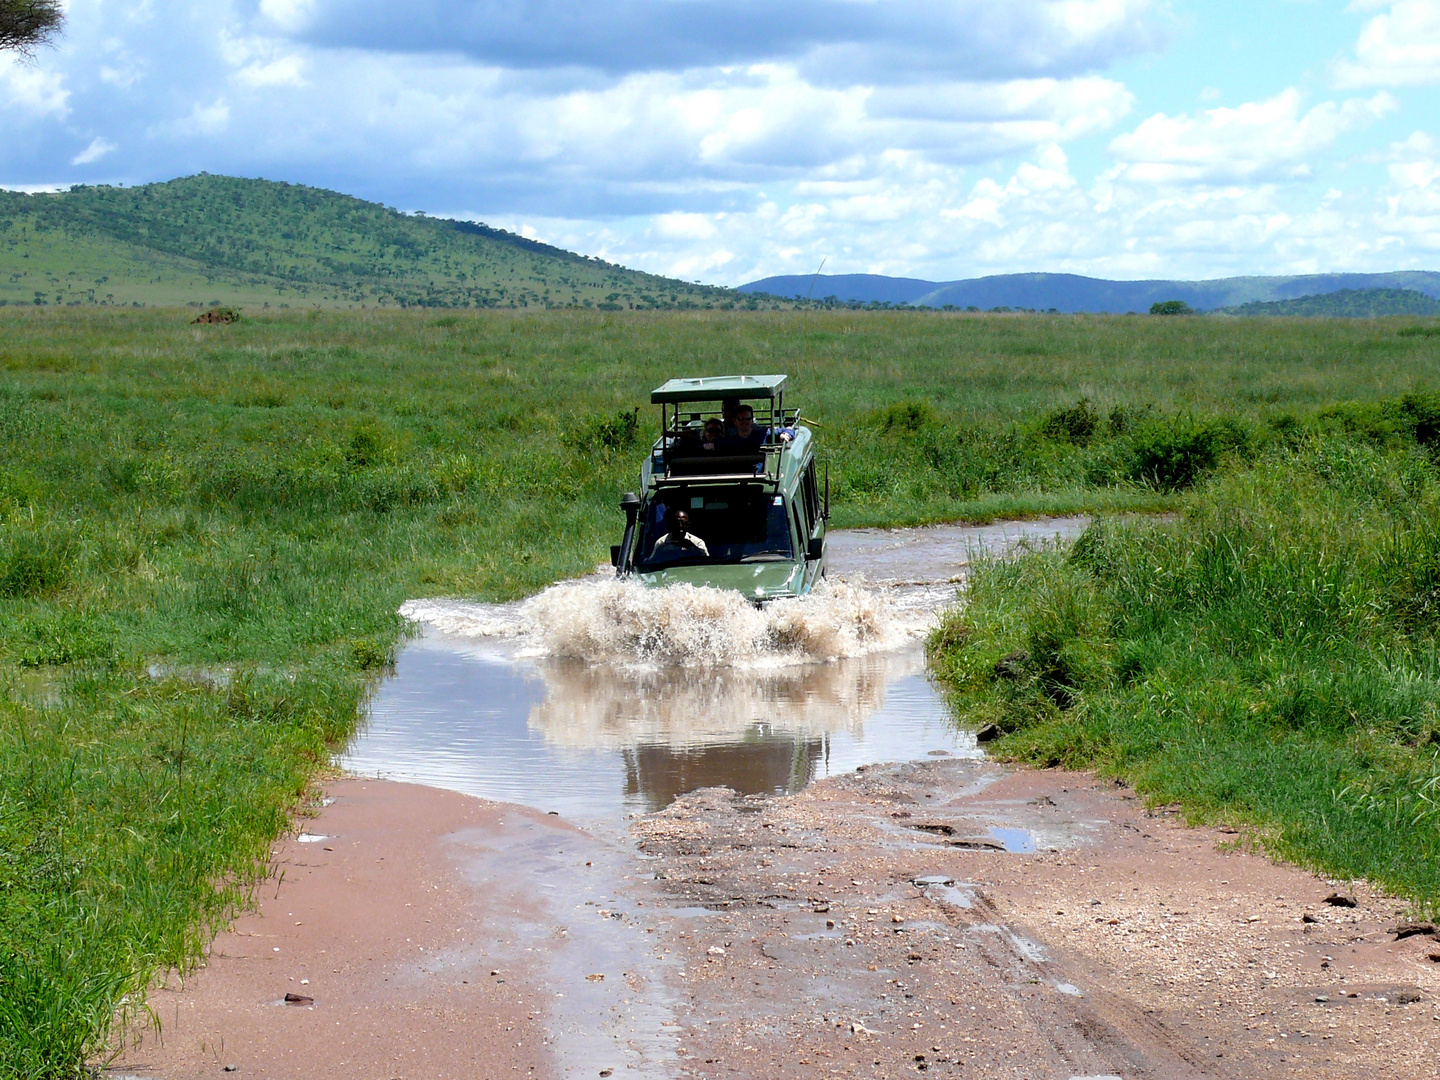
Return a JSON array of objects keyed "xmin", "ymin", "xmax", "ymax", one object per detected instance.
[{"xmin": 636, "ymin": 484, "xmax": 793, "ymax": 570}]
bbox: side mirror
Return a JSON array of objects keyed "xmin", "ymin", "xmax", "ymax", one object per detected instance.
[
  {"xmin": 807, "ymin": 537, "xmax": 824, "ymax": 561},
  {"xmin": 610, "ymin": 544, "xmax": 623, "ymax": 567}
]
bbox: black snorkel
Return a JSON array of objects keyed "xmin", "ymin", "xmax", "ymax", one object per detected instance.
[{"xmin": 613, "ymin": 491, "xmax": 642, "ymax": 574}]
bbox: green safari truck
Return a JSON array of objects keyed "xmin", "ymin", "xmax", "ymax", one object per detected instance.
[{"xmin": 611, "ymin": 374, "xmax": 829, "ymax": 602}]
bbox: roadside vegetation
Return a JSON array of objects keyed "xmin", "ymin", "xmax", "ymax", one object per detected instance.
[
  {"xmin": 930, "ymin": 398, "xmax": 1440, "ymax": 912},
  {"xmin": 2, "ymin": 305, "xmax": 1438, "ymax": 1076}
]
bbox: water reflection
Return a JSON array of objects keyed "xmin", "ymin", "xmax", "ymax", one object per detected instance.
[
  {"xmin": 621, "ymin": 736, "xmax": 826, "ymax": 812},
  {"xmin": 344, "ymin": 516, "xmax": 1089, "ymax": 823},
  {"xmin": 528, "ymin": 657, "xmax": 887, "ymax": 748},
  {"xmin": 342, "ymin": 635, "xmax": 973, "ymax": 821}
]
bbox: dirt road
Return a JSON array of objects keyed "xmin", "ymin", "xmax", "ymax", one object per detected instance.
[{"xmin": 115, "ymin": 763, "xmax": 1439, "ymax": 1079}]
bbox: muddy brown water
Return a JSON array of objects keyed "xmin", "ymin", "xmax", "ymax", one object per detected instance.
[{"xmin": 342, "ymin": 517, "xmax": 1088, "ymax": 823}]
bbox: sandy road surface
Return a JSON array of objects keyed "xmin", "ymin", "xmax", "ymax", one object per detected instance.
[{"xmin": 115, "ymin": 765, "xmax": 1440, "ymax": 1080}]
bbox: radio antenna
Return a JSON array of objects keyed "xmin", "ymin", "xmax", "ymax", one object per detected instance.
[{"xmin": 799, "ymin": 257, "xmax": 826, "ymax": 380}]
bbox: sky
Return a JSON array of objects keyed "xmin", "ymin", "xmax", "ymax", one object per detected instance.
[{"xmin": 2, "ymin": 1, "xmax": 1439, "ymax": 285}]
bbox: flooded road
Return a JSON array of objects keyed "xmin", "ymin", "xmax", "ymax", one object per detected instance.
[
  {"xmin": 125, "ymin": 514, "xmax": 1440, "ymax": 1080},
  {"xmin": 342, "ymin": 517, "xmax": 1088, "ymax": 822}
]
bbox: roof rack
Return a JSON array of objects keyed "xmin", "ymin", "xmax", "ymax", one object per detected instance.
[
  {"xmin": 650, "ymin": 374, "xmax": 787, "ymax": 404},
  {"xmin": 647, "ymin": 374, "xmax": 799, "ymax": 485}
]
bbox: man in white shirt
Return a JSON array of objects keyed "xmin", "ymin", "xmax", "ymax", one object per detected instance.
[{"xmin": 650, "ymin": 508, "xmax": 709, "ymax": 558}]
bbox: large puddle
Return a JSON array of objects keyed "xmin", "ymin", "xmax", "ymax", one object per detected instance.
[{"xmin": 342, "ymin": 517, "xmax": 1087, "ymax": 823}]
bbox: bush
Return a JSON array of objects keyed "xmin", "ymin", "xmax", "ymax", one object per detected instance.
[
  {"xmin": 931, "ymin": 446, "xmax": 1440, "ymax": 907},
  {"xmin": 1039, "ymin": 398, "xmax": 1100, "ymax": 445},
  {"xmin": 1398, "ymin": 392, "xmax": 1440, "ymax": 448},
  {"xmin": 564, "ymin": 408, "xmax": 640, "ymax": 452},
  {"xmin": 0, "ymin": 523, "xmax": 76, "ymax": 599},
  {"xmin": 1149, "ymin": 300, "xmax": 1194, "ymax": 315},
  {"xmin": 1128, "ymin": 416, "xmax": 1227, "ymax": 490},
  {"xmin": 869, "ymin": 399, "xmax": 939, "ymax": 434}
]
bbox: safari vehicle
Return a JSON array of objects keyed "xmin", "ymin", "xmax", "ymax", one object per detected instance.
[{"xmin": 611, "ymin": 374, "xmax": 828, "ymax": 601}]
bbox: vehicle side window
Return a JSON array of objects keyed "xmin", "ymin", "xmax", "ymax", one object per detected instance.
[{"xmin": 802, "ymin": 462, "xmax": 819, "ymax": 526}]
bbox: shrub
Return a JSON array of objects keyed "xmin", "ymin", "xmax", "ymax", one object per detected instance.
[
  {"xmin": 1039, "ymin": 398, "xmax": 1100, "ymax": 445},
  {"xmin": 869, "ymin": 399, "xmax": 939, "ymax": 434},
  {"xmin": 1149, "ymin": 300, "xmax": 1194, "ymax": 315},
  {"xmin": 1128, "ymin": 416, "xmax": 1226, "ymax": 490},
  {"xmin": 0, "ymin": 524, "xmax": 76, "ymax": 598},
  {"xmin": 191, "ymin": 307, "xmax": 240, "ymax": 324},
  {"xmin": 563, "ymin": 408, "xmax": 640, "ymax": 452},
  {"xmin": 349, "ymin": 637, "xmax": 394, "ymax": 670},
  {"xmin": 345, "ymin": 423, "xmax": 394, "ymax": 468},
  {"xmin": 1398, "ymin": 392, "xmax": 1440, "ymax": 448}
]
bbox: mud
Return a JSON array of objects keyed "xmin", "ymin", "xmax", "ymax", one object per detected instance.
[
  {"xmin": 115, "ymin": 765, "xmax": 1439, "ymax": 1080},
  {"xmin": 114, "ymin": 516, "xmax": 1437, "ymax": 1077}
]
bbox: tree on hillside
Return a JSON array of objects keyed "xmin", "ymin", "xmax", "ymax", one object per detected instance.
[{"xmin": 0, "ymin": 0, "xmax": 63, "ymax": 55}]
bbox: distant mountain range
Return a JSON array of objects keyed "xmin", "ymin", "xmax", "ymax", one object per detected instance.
[
  {"xmin": 7, "ymin": 178, "xmax": 1436, "ymax": 317},
  {"xmin": 739, "ymin": 271, "xmax": 1440, "ymax": 313},
  {"xmin": 0, "ymin": 175, "xmax": 763, "ymax": 311}
]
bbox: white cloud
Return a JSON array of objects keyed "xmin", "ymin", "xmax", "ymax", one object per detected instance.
[
  {"xmin": 239, "ymin": 57, "xmax": 1133, "ymax": 190},
  {"xmin": 1, "ymin": 0, "xmax": 1437, "ymax": 287},
  {"xmin": 1105, "ymin": 88, "xmax": 1396, "ymax": 184},
  {"xmin": 235, "ymin": 55, "xmax": 307, "ymax": 87},
  {"xmin": 0, "ymin": 56, "xmax": 70, "ymax": 118},
  {"xmin": 149, "ymin": 98, "xmax": 231, "ymax": 139},
  {"xmin": 1387, "ymin": 131, "xmax": 1440, "ymax": 188},
  {"xmin": 259, "ymin": 0, "xmax": 320, "ymax": 35},
  {"xmin": 1334, "ymin": 1, "xmax": 1440, "ymax": 88},
  {"xmin": 71, "ymin": 137, "xmax": 117, "ymax": 165},
  {"xmin": 99, "ymin": 40, "xmax": 146, "ymax": 90},
  {"xmin": 650, "ymin": 212, "xmax": 721, "ymax": 241},
  {"xmin": 480, "ymin": 128, "xmax": 1440, "ymax": 286}
]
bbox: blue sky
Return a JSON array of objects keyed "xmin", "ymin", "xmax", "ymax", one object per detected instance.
[{"xmin": 2, "ymin": 1, "xmax": 1439, "ymax": 285}]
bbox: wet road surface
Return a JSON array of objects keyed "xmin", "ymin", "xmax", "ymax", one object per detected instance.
[{"xmin": 114, "ymin": 517, "xmax": 1440, "ymax": 1079}]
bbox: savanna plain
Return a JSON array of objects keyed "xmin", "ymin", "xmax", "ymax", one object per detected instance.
[{"xmin": 3, "ymin": 307, "xmax": 1440, "ymax": 1077}]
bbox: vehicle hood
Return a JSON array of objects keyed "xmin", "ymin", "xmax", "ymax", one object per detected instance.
[{"xmin": 636, "ymin": 560, "xmax": 803, "ymax": 601}]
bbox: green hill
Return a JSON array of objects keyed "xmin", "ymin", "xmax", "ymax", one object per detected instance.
[
  {"xmin": 0, "ymin": 174, "xmax": 761, "ymax": 311},
  {"xmin": 1217, "ymin": 287, "xmax": 1440, "ymax": 317}
]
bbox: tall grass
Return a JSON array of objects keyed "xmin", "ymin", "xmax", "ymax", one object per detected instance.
[
  {"xmin": 930, "ymin": 435, "xmax": 1440, "ymax": 908},
  {"xmin": 1, "ymin": 305, "xmax": 1438, "ymax": 1075}
]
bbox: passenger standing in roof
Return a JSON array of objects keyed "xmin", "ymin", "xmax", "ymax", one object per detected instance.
[
  {"xmin": 700, "ymin": 418, "xmax": 724, "ymax": 451},
  {"xmin": 719, "ymin": 405, "xmax": 767, "ymax": 452},
  {"xmin": 721, "ymin": 398, "xmax": 741, "ymax": 435}
]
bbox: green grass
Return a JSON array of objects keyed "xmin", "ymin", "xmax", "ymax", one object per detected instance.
[
  {"xmin": 1, "ymin": 304, "xmax": 1439, "ymax": 1076},
  {"xmin": 0, "ymin": 175, "xmax": 757, "ymax": 312},
  {"xmin": 930, "ymin": 433, "xmax": 1440, "ymax": 911}
]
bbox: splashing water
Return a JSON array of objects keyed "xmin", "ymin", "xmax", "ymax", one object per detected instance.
[
  {"xmin": 398, "ymin": 576, "xmax": 934, "ymax": 668},
  {"xmin": 355, "ymin": 519, "xmax": 1092, "ymax": 817}
]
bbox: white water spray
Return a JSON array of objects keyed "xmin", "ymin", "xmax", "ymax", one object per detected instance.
[{"xmin": 398, "ymin": 576, "xmax": 937, "ymax": 668}]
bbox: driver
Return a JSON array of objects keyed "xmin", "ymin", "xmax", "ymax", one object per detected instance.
[{"xmin": 650, "ymin": 507, "xmax": 709, "ymax": 558}]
